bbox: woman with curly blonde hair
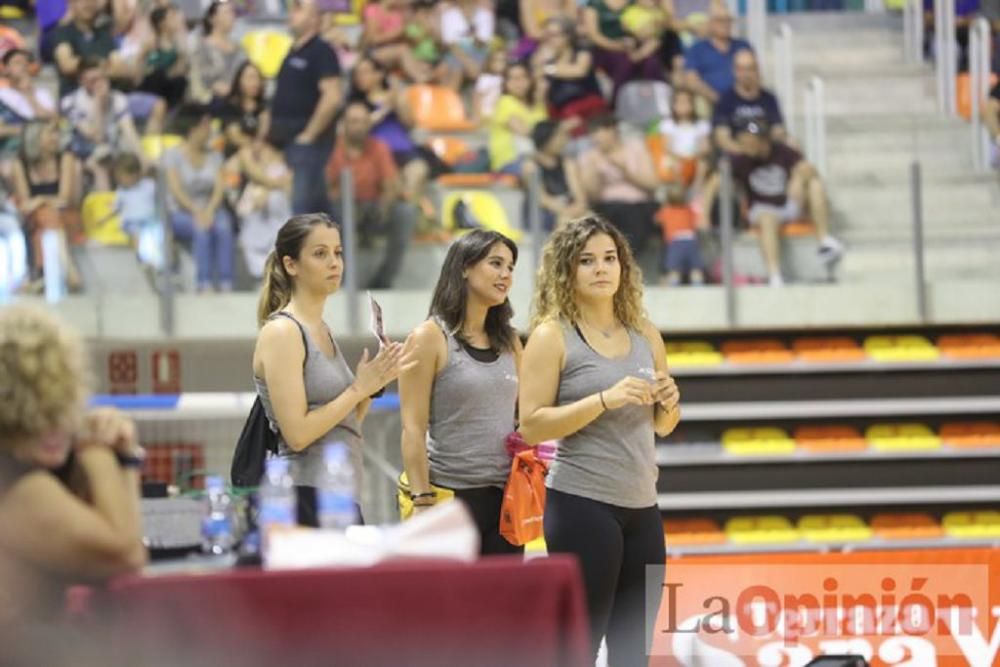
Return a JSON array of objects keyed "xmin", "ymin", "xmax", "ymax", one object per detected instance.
[
  {"xmin": 519, "ymin": 215, "xmax": 681, "ymax": 666},
  {"xmin": 0, "ymin": 304, "xmax": 146, "ymax": 629}
]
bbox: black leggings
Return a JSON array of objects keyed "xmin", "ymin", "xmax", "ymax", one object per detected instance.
[
  {"xmin": 295, "ymin": 486, "xmax": 364, "ymax": 528},
  {"xmin": 453, "ymin": 486, "xmax": 524, "ymax": 556},
  {"xmin": 544, "ymin": 488, "xmax": 665, "ymax": 667}
]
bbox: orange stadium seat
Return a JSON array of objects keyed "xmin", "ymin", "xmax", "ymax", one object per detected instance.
[
  {"xmin": 720, "ymin": 339, "xmax": 794, "ymax": 364},
  {"xmin": 871, "ymin": 513, "xmax": 944, "ymax": 540},
  {"xmin": 406, "ymin": 85, "xmax": 477, "ymax": 132},
  {"xmin": 793, "ymin": 425, "xmax": 868, "ymax": 453},
  {"xmin": 937, "ymin": 334, "xmax": 1000, "ymax": 359},
  {"xmin": 939, "ymin": 422, "xmax": 1000, "ymax": 449},
  {"xmin": 792, "ymin": 337, "xmax": 866, "ymax": 362},
  {"xmin": 663, "ymin": 518, "xmax": 726, "ymax": 545}
]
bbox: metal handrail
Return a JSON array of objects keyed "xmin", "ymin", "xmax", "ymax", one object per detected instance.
[
  {"xmin": 718, "ymin": 159, "xmax": 737, "ymax": 328},
  {"xmin": 773, "ymin": 23, "xmax": 795, "ymax": 137},
  {"xmin": 969, "ymin": 18, "xmax": 993, "ymax": 171},
  {"xmin": 804, "ymin": 76, "xmax": 827, "ymax": 178},
  {"xmin": 340, "ymin": 169, "xmax": 361, "ymax": 336},
  {"xmin": 903, "ymin": 0, "xmax": 923, "ymax": 65},
  {"xmin": 934, "ymin": 0, "xmax": 957, "ymax": 115},
  {"xmin": 746, "ymin": 0, "xmax": 768, "ymax": 76}
]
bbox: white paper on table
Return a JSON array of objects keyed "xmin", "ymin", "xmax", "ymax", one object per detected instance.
[{"xmin": 264, "ymin": 501, "xmax": 480, "ymax": 570}]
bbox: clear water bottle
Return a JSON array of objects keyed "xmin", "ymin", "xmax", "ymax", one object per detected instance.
[
  {"xmin": 201, "ymin": 475, "xmax": 235, "ymax": 555},
  {"xmin": 258, "ymin": 457, "xmax": 297, "ymax": 532},
  {"xmin": 316, "ymin": 442, "xmax": 357, "ymax": 531}
]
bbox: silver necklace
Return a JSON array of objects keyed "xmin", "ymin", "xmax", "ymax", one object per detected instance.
[{"xmin": 582, "ymin": 318, "xmax": 617, "ymax": 339}]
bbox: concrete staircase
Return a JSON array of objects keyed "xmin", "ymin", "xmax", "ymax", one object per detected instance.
[{"xmin": 765, "ymin": 12, "xmax": 1000, "ymax": 285}]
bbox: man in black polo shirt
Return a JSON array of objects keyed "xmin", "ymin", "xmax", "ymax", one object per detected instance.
[
  {"xmin": 269, "ymin": 0, "xmax": 343, "ymax": 215},
  {"xmin": 713, "ymin": 49, "xmax": 787, "ymax": 155},
  {"xmin": 51, "ymin": 0, "xmax": 129, "ymax": 98},
  {"xmin": 730, "ymin": 120, "xmax": 843, "ymax": 287}
]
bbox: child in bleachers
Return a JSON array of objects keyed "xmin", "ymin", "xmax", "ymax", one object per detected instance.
[
  {"xmin": 656, "ymin": 182, "xmax": 706, "ymax": 286},
  {"xmin": 363, "ymin": 0, "xmax": 433, "ymax": 82},
  {"xmin": 473, "ymin": 47, "xmax": 506, "ymax": 124},
  {"xmin": 111, "ymin": 152, "xmax": 165, "ymax": 273},
  {"xmin": 657, "ymin": 88, "xmax": 710, "ymax": 190},
  {"xmin": 404, "ymin": 0, "xmax": 447, "ymax": 83}
]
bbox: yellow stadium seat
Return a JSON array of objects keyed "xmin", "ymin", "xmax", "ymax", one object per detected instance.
[
  {"xmin": 81, "ymin": 192, "xmax": 130, "ymax": 246},
  {"xmin": 524, "ymin": 536, "xmax": 547, "ymax": 555},
  {"xmin": 722, "ymin": 427, "xmax": 796, "ymax": 456},
  {"xmin": 664, "ymin": 340, "xmax": 723, "ymax": 367},
  {"xmin": 141, "ymin": 134, "xmax": 182, "ymax": 162},
  {"xmin": 863, "ymin": 335, "xmax": 940, "ymax": 362},
  {"xmin": 725, "ymin": 515, "xmax": 799, "ymax": 544},
  {"xmin": 942, "ymin": 511, "xmax": 1000, "ymax": 539},
  {"xmin": 441, "ymin": 191, "xmax": 522, "ymax": 242},
  {"xmin": 798, "ymin": 514, "xmax": 873, "ymax": 543},
  {"xmin": 866, "ymin": 423, "xmax": 942, "ymax": 452},
  {"xmin": 241, "ymin": 30, "xmax": 293, "ymax": 79}
]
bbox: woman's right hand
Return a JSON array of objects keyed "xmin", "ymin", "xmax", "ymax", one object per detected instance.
[
  {"xmin": 602, "ymin": 376, "xmax": 655, "ymax": 410},
  {"xmin": 352, "ymin": 342, "xmax": 412, "ymax": 397}
]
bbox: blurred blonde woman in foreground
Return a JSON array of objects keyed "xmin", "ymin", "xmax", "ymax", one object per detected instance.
[{"xmin": 0, "ymin": 304, "xmax": 146, "ymax": 630}]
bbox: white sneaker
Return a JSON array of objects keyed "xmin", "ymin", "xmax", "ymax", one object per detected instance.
[
  {"xmin": 769, "ymin": 273, "xmax": 785, "ymax": 287},
  {"xmin": 818, "ymin": 236, "xmax": 845, "ymax": 269}
]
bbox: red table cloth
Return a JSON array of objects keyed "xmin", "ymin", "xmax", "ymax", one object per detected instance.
[{"xmin": 98, "ymin": 555, "xmax": 590, "ymax": 667}]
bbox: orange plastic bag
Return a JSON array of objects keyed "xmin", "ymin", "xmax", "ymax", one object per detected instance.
[{"xmin": 499, "ymin": 449, "xmax": 548, "ymax": 546}]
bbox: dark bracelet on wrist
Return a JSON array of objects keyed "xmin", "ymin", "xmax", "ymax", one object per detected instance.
[
  {"xmin": 410, "ymin": 491, "xmax": 435, "ymax": 501},
  {"xmin": 370, "ymin": 387, "xmax": 386, "ymax": 399},
  {"xmin": 115, "ymin": 449, "xmax": 146, "ymax": 469},
  {"xmin": 599, "ymin": 391, "xmax": 608, "ymax": 411}
]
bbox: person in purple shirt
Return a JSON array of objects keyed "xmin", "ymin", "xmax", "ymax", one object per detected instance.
[{"xmin": 684, "ymin": 5, "xmax": 752, "ymax": 104}]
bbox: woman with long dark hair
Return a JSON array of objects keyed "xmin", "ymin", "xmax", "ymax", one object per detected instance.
[
  {"xmin": 518, "ymin": 215, "xmax": 680, "ymax": 665},
  {"xmin": 213, "ymin": 60, "xmax": 268, "ymax": 155},
  {"xmin": 253, "ymin": 213, "xmax": 409, "ymax": 526},
  {"xmin": 190, "ymin": 0, "xmax": 246, "ymax": 103},
  {"xmin": 398, "ymin": 230, "xmax": 521, "ymax": 555}
]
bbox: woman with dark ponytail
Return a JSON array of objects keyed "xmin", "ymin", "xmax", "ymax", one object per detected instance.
[
  {"xmin": 398, "ymin": 229, "xmax": 522, "ymax": 554},
  {"xmin": 252, "ymin": 213, "xmax": 410, "ymax": 525}
]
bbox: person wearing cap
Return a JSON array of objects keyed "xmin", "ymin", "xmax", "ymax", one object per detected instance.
[
  {"xmin": 525, "ymin": 119, "xmax": 588, "ymax": 232},
  {"xmin": 729, "ymin": 119, "xmax": 844, "ymax": 287}
]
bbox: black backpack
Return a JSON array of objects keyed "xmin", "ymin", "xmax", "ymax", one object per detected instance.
[{"xmin": 230, "ymin": 313, "xmax": 308, "ymax": 487}]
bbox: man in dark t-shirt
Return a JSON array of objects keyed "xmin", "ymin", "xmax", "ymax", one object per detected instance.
[
  {"xmin": 269, "ymin": 0, "xmax": 343, "ymax": 215},
  {"xmin": 51, "ymin": 0, "xmax": 126, "ymax": 98},
  {"xmin": 713, "ymin": 49, "xmax": 787, "ymax": 154},
  {"xmin": 730, "ymin": 120, "xmax": 843, "ymax": 287}
]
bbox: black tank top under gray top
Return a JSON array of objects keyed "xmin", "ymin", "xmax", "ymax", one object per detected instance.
[
  {"xmin": 426, "ymin": 319, "xmax": 518, "ymax": 490},
  {"xmin": 547, "ymin": 320, "xmax": 659, "ymax": 508},
  {"xmin": 253, "ymin": 312, "xmax": 364, "ymax": 490}
]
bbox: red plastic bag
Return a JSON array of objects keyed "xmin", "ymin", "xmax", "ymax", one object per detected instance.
[{"xmin": 499, "ymin": 449, "xmax": 548, "ymax": 546}]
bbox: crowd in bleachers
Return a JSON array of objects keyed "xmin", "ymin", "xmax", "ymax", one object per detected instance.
[{"xmin": 28, "ymin": 0, "xmax": 1000, "ymax": 294}]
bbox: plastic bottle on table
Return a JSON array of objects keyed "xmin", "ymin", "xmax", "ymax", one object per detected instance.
[
  {"xmin": 201, "ymin": 474, "xmax": 235, "ymax": 555},
  {"xmin": 316, "ymin": 441, "xmax": 357, "ymax": 531},
  {"xmin": 258, "ymin": 457, "xmax": 297, "ymax": 532}
]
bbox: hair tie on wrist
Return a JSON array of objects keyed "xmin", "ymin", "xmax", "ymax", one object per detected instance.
[{"xmin": 599, "ymin": 391, "xmax": 608, "ymax": 410}]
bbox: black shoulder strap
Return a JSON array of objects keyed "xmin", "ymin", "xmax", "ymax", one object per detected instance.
[{"xmin": 271, "ymin": 311, "xmax": 310, "ymax": 369}]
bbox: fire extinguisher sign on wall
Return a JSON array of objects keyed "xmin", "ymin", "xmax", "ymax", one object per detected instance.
[{"xmin": 151, "ymin": 350, "xmax": 181, "ymax": 394}]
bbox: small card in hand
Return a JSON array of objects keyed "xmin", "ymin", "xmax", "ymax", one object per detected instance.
[{"xmin": 368, "ymin": 291, "xmax": 389, "ymax": 348}]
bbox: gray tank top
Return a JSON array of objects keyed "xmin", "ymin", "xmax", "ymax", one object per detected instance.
[
  {"xmin": 547, "ymin": 320, "xmax": 659, "ymax": 508},
  {"xmin": 253, "ymin": 312, "xmax": 364, "ymax": 490},
  {"xmin": 426, "ymin": 319, "xmax": 518, "ymax": 489}
]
